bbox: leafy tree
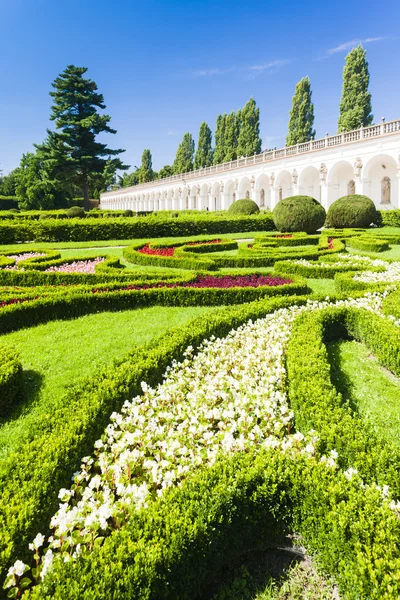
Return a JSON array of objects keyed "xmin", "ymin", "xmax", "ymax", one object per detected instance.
[
  {"xmin": 224, "ymin": 111, "xmax": 240, "ymax": 160},
  {"xmin": 139, "ymin": 149, "xmax": 154, "ymax": 183},
  {"xmin": 237, "ymin": 98, "xmax": 262, "ymax": 157},
  {"xmin": 119, "ymin": 168, "xmax": 140, "ymax": 188},
  {"xmin": 158, "ymin": 165, "xmax": 174, "ymax": 179},
  {"xmin": 49, "ymin": 65, "xmax": 129, "ymax": 210},
  {"xmin": 213, "ymin": 114, "xmax": 227, "ymax": 165},
  {"xmin": 338, "ymin": 45, "xmax": 373, "ymax": 132},
  {"xmin": 173, "ymin": 133, "xmax": 195, "ymax": 174},
  {"xmin": 194, "ymin": 122, "xmax": 213, "ymax": 168},
  {"xmin": 0, "ymin": 168, "xmax": 20, "ymax": 196},
  {"xmin": 286, "ymin": 76, "xmax": 316, "ymax": 145}
]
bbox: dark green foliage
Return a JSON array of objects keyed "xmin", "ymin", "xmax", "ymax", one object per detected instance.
[
  {"xmin": 213, "ymin": 114, "xmax": 227, "ymax": 165},
  {"xmin": 49, "ymin": 65, "xmax": 128, "ymax": 209},
  {"xmin": 0, "ymin": 345, "xmax": 22, "ymax": 416},
  {"xmin": 194, "ymin": 122, "xmax": 213, "ymax": 169},
  {"xmin": 139, "ymin": 149, "xmax": 154, "ymax": 183},
  {"xmin": 228, "ymin": 199, "xmax": 260, "ymax": 215},
  {"xmin": 0, "ymin": 169, "xmax": 19, "ymax": 197},
  {"xmin": 338, "ymin": 45, "xmax": 373, "ymax": 132},
  {"xmin": 272, "ymin": 196, "xmax": 326, "ymax": 233},
  {"xmin": 0, "ymin": 197, "xmax": 18, "ymax": 210},
  {"xmin": 237, "ymin": 98, "xmax": 262, "ymax": 157},
  {"xmin": 286, "ymin": 76, "xmax": 316, "ymax": 145},
  {"xmin": 326, "ymin": 195, "xmax": 377, "ymax": 228},
  {"xmin": 157, "ymin": 165, "xmax": 174, "ymax": 179},
  {"xmin": 66, "ymin": 206, "xmax": 85, "ymax": 218},
  {"xmin": 173, "ymin": 133, "xmax": 195, "ymax": 174},
  {"xmin": 224, "ymin": 111, "xmax": 240, "ymax": 161},
  {"xmin": 123, "ymin": 209, "xmax": 133, "ymax": 217},
  {"xmin": 118, "ymin": 168, "xmax": 140, "ymax": 188}
]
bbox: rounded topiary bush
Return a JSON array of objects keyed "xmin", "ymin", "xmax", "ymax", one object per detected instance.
[
  {"xmin": 273, "ymin": 195, "xmax": 326, "ymax": 234},
  {"xmin": 326, "ymin": 195, "xmax": 377, "ymax": 228},
  {"xmin": 228, "ymin": 199, "xmax": 260, "ymax": 216},
  {"xmin": 66, "ymin": 206, "xmax": 85, "ymax": 219},
  {"xmin": 123, "ymin": 209, "xmax": 133, "ymax": 217}
]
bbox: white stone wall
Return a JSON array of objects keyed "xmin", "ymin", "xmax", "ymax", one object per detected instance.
[{"xmin": 100, "ymin": 120, "xmax": 400, "ymax": 212}]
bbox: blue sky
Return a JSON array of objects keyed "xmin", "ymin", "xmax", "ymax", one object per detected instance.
[{"xmin": 1, "ymin": 0, "xmax": 399, "ymax": 174}]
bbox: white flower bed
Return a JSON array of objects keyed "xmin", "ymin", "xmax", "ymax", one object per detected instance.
[{"xmin": 4, "ymin": 292, "xmax": 391, "ymax": 591}]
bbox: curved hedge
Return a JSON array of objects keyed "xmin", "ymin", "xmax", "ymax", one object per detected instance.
[
  {"xmin": 272, "ymin": 196, "xmax": 326, "ymax": 234},
  {"xmin": 227, "ymin": 198, "xmax": 260, "ymax": 215},
  {"xmin": 347, "ymin": 237, "xmax": 390, "ymax": 253},
  {"xmin": 382, "ymin": 289, "xmax": 400, "ymax": 320},
  {"xmin": 0, "ymin": 345, "xmax": 22, "ymax": 416},
  {"xmin": 334, "ymin": 272, "xmax": 392, "ymax": 295},
  {"xmin": 274, "ymin": 258, "xmax": 384, "ymax": 280},
  {"xmin": 326, "ymin": 195, "xmax": 377, "ymax": 229}
]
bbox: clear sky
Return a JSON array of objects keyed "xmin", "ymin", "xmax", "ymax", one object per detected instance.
[{"xmin": 1, "ymin": 0, "xmax": 399, "ymax": 174}]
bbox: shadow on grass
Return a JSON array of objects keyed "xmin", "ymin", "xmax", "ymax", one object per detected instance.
[
  {"xmin": 0, "ymin": 369, "xmax": 44, "ymax": 425},
  {"xmin": 326, "ymin": 342, "xmax": 358, "ymax": 412}
]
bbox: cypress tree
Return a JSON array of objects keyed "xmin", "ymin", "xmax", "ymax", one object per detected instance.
[
  {"xmin": 213, "ymin": 114, "xmax": 227, "ymax": 165},
  {"xmin": 237, "ymin": 98, "xmax": 262, "ymax": 157},
  {"xmin": 286, "ymin": 76, "xmax": 316, "ymax": 145},
  {"xmin": 139, "ymin": 149, "xmax": 154, "ymax": 183},
  {"xmin": 194, "ymin": 122, "xmax": 213, "ymax": 169},
  {"xmin": 338, "ymin": 45, "xmax": 373, "ymax": 132},
  {"xmin": 224, "ymin": 111, "xmax": 240, "ymax": 161},
  {"xmin": 173, "ymin": 133, "xmax": 195, "ymax": 174},
  {"xmin": 49, "ymin": 65, "xmax": 128, "ymax": 210}
]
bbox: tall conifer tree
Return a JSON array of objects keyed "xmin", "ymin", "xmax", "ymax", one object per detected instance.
[
  {"xmin": 194, "ymin": 122, "xmax": 213, "ymax": 168},
  {"xmin": 213, "ymin": 114, "xmax": 227, "ymax": 165},
  {"xmin": 237, "ymin": 98, "xmax": 261, "ymax": 157},
  {"xmin": 139, "ymin": 149, "xmax": 154, "ymax": 183},
  {"xmin": 173, "ymin": 133, "xmax": 195, "ymax": 174},
  {"xmin": 224, "ymin": 111, "xmax": 240, "ymax": 160},
  {"xmin": 49, "ymin": 65, "xmax": 128, "ymax": 210},
  {"xmin": 338, "ymin": 45, "xmax": 373, "ymax": 132},
  {"xmin": 286, "ymin": 76, "xmax": 316, "ymax": 145}
]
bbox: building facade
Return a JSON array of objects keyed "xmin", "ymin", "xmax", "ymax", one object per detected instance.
[{"xmin": 100, "ymin": 119, "xmax": 400, "ymax": 212}]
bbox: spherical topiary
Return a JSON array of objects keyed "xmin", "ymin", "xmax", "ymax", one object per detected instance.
[
  {"xmin": 326, "ymin": 195, "xmax": 377, "ymax": 228},
  {"xmin": 123, "ymin": 209, "xmax": 133, "ymax": 217},
  {"xmin": 228, "ymin": 199, "xmax": 260, "ymax": 215},
  {"xmin": 272, "ymin": 195, "xmax": 326, "ymax": 234},
  {"xmin": 66, "ymin": 206, "xmax": 85, "ymax": 219}
]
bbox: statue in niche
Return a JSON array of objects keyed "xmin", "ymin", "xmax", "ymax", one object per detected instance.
[
  {"xmin": 292, "ymin": 169, "xmax": 298, "ymax": 185},
  {"xmin": 279, "ymin": 187, "xmax": 283, "ymax": 201},
  {"xmin": 194, "ymin": 196, "xmax": 197, "ymax": 209},
  {"xmin": 270, "ymin": 172, "xmax": 275, "ymax": 186},
  {"xmin": 348, "ymin": 180, "xmax": 356, "ymax": 195},
  {"xmin": 207, "ymin": 184, "xmax": 212, "ymax": 195},
  {"xmin": 250, "ymin": 175, "xmax": 255, "ymax": 189},
  {"xmin": 260, "ymin": 189, "xmax": 265, "ymax": 207},
  {"xmin": 319, "ymin": 163, "xmax": 327, "ymax": 183},
  {"xmin": 381, "ymin": 177, "xmax": 391, "ymax": 204},
  {"xmin": 245, "ymin": 190, "xmax": 250, "ymax": 199},
  {"xmin": 354, "ymin": 157, "xmax": 363, "ymax": 178}
]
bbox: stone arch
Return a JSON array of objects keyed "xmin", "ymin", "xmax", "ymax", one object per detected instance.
[
  {"xmin": 299, "ymin": 166, "xmax": 320, "ymax": 202},
  {"xmin": 211, "ymin": 182, "xmax": 221, "ymax": 211},
  {"xmin": 275, "ymin": 170, "xmax": 292, "ymax": 201},
  {"xmin": 256, "ymin": 174, "xmax": 270, "ymax": 209},
  {"xmin": 200, "ymin": 183, "xmax": 209, "ymax": 211},
  {"xmin": 363, "ymin": 154, "xmax": 398, "ymax": 208},
  {"xmin": 327, "ymin": 161, "xmax": 353, "ymax": 206},
  {"xmin": 224, "ymin": 179, "xmax": 235, "ymax": 209},
  {"xmin": 238, "ymin": 176, "xmax": 251, "ymax": 200}
]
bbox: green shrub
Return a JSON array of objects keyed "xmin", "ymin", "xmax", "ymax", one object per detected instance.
[
  {"xmin": 272, "ymin": 196, "xmax": 326, "ymax": 234},
  {"xmin": 379, "ymin": 209, "xmax": 400, "ymax": 228},
  {"xmin": 0, "ymin": 196, "xmax": 19, "ymax": 210},
  {"xmin": 326, "ymin": 195, "xmax": 377, "ymax": 228},
  {"xmin": 66, "ymin": 206, "xmax": 85, "ymax": 219},
  {"xmin": 228, "ymin": 199, "xmax": 260, "ymax": 215},
  {"xmin": 123, "ymin": 209, "xmax": 133, "ymax": 217},
  {"xmin": 334, "ymin": 272, "xmax": 390, "ymax": 295},
  {"xmin": 0, "ymin": 345, "xmax": 22, "ymax": 416},
  {"xmin": 347, "ymin": 236, "xmax": 390, "ymax": 252},
  {"xmin": 382, "ymin": 289, "xmax": 400, "ymax": 320}
]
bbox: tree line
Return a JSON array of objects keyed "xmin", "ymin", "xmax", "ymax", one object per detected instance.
[{"xmin": 1, "ymin": 45, "xmax": 374, "ymax": 208}]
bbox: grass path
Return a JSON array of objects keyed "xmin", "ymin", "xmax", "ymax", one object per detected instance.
[
  {"xmin": 0, "ymin": 305, "xmax": 219, "ymax": 461},
  {"xmin": 328, "ymin": 339, "xmax": 400, "ymax": 447}
]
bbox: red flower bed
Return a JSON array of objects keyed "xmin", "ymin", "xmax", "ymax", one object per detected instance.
[
  {"xmin": 276, "ymin": 234, "xmax": 293, "ymax": 239},
  {"xmin": 328, "ymin": 238, "xmax": 334, "ymax": 249},
  {"xmin": 138, "ymin": 239, "xmax": 222, "ymax": 256},
  {"xmin": 91, "ymin": 274, "xmax": 292, "ymax": 294}
]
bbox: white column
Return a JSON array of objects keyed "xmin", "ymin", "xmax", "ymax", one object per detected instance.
[
  {"xmin": 270, "ymin": 187, "xmax": 280, "ymax": 210},
  {"xmin": 355, "ymin": 177, "xmax": 363, "ymax": 195},
  {"xmin": 396, "ymin": 174, "xmax": 400, "ymax": 209},
  {"xmin": 320, "ymin": 183, "xmax": 328, "ymax": 210}
]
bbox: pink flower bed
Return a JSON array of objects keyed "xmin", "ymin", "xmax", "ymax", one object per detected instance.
[
  {"xmin": 138, "ymin": 239, "xmax": 222, "ymax": 257},
  {"xmin": 91, "ymin": 274, "xmax": 293, "ymax": 293},
  {"xmin": 45, "ymin": 257, "xmax": 105, "ymax": 274},
  {"xmin": 2, "ymin": 252, "xmax": 47, "ymax": 271}
]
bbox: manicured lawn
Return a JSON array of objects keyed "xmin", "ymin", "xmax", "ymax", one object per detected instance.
[
  {"xmin": 306, "ymin": 278, "xmax": 336, "ymax": 296},
  {"xmin": 0, "ymin": 305, "xmax": 220, "ymax": 461},
  {"xmin": 328, "ymin": 339, "xmax": 400, "ymax": 447}
]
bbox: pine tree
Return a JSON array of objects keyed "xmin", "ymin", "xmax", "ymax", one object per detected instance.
[
  {"xmin": 338, "ymin": 45, "xmax": 373, "ymax": 132},
  {"xmin": 213, "ymin": 114, "xmax": 227, "ymax": 165},
  {"xmin": 237, "ymin": 98, "xmax": 262, "ymax": 157},
  {"xmin": 139, "ymin": 149, "xmax": 154, "ymax": 183},
  {"xmin": 286, "ymin": 76, "xmax": 316, "ymax": 145},
  {"xmin": 173, "ymin": 133, "xmax": 195, "ymax": 174},
  {"xmin": 194, "ymin": 122, "xmax": 213, "ymax": 169},
  {"xmin": 49, "ymin": 65, "xmax": 128, "ymax": 210},
  {"xmin": 224, "ymin": 111, "xmax": 240, "ymax": 161}
]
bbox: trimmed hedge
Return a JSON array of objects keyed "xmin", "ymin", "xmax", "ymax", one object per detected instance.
[
  {"xmin": 326, "ymin": 195, "xmax": 377, "ymax": 228},
  {"xmin": 0, "ymin": 345, "xmax": 22, "ymax": 416},
  {"xmin": 0, "ymin": 213, "xmax": 276, "ymax": 243},
  {"xmin": 0, "ymin": 295, "xmax": 312, "ymax": 585},
  {"xmin": 273, "ymin": 196, "xmax": 326, "ymax": 234},
  {"xmin": 24, "ymin": 448, "xmax": 400, "ymax": 600},
  {"xmin": 379, "ymin": 209, "xmax": 400, "ymax": 228},
  {"xmin": 382, "ymin": 289, "xmax": 400, "ymax": 320},
  {"xmin": 334, "ymin": 272, "xmax": 391, "ymax": 294},
  {"xmin": 0, "ymin": 197, "xmax": 18, "ymax": 210},
  {"xmin": 347, "ymin": 236, "xmax": 390, "ymax": 252},
  {"xmin": 287, "ymin": 305, "xmax": 400, "ymax": 493},
  {"xmin": 274, "ymin": 259, "xmax": 384, "ymax": 280},
  {"xmin": 227, "ymin": 198, "xmax": 260, "ymax": 215}
]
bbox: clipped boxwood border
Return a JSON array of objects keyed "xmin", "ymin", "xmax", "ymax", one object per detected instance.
[{"xmin": 0, "ymin": 345, "xmax": 22, "ymax": 417}]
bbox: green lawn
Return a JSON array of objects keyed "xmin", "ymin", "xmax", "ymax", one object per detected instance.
[
  {"xmin": 328, "ymin": 339, "xmax": 400, "ymax": 447},
  {"xmin": 0, "ymin": 305, "xmax": 220, "ymax": 461}
]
